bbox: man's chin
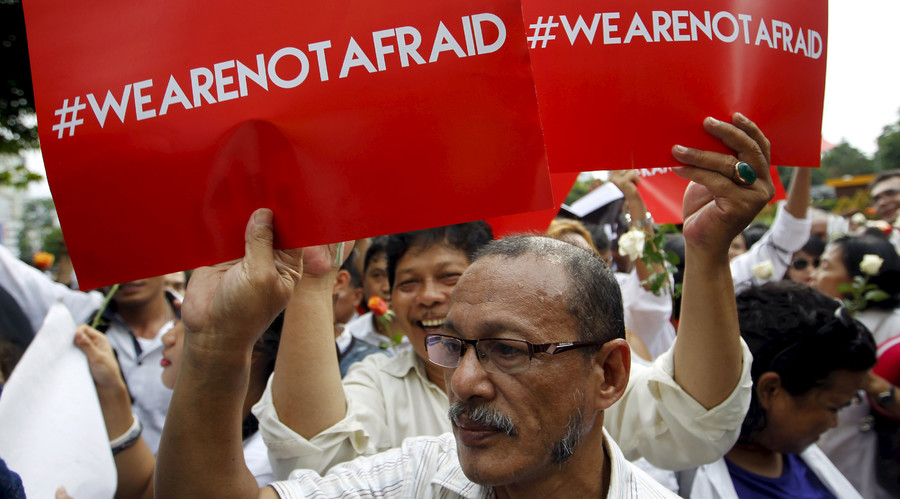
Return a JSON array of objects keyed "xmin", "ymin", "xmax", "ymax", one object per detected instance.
[{"xmin": 455, "ymin": 446, "xmax": 518, "ymax": 488}]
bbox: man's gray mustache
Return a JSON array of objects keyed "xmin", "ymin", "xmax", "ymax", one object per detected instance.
[{"xmin": 448, "ymin": 402, "xmax": 517, "ymax": 436}]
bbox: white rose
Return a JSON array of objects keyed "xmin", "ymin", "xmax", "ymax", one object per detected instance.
[
  {"xmin": 617, "ymin": 229, "xmax": 645, "ymax": 261},
  {"xmin": 860, "ymin": 254, "xmax": 884, "ymax": 276},
  {"xmin": 752, "ymin": 260, "xmax": 774, "ymax": 280},
  {"xmin": 851, "ymin": 213, "xmax": 868, "ymax": 226}
]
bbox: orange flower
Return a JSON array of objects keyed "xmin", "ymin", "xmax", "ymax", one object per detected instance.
[
  {"xmin": 367, "ymin": 296, "xmax": 389, "ymax": 316},
  {"xmin": 32, "ymin": 251, "xmax": 55, "ymax": 270}
]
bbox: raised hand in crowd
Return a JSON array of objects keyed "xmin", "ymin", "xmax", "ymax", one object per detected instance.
[
  {"xmin": 73, "ymin": 325, "xmax": 154, "ymax": 499},
  {"xmin": 669, "ymin": 113, "xmax": 774, "ymax": 409},
  {"xmin": 156, "ymin": 209, "xmax": 348, "ymax": 498}
]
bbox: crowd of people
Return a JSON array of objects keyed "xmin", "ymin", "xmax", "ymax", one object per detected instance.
[{"xmin": 1, "ymin": 114, "xmax": 899, "ymax": 498}]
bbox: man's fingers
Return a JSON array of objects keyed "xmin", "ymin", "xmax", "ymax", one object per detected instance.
[
  {"xmin": 243, "ymin": 208, "xmax": 277, "ymax": 275},
  {"xmin": 698, "ymin": 116, "xmax": 770, "ymax": 183},
  {"xmin": 672, "ymin": 144, "xmax": 741, "ymax": 184},
  {"xmin": 732, "ymin": 113, "xmax": 771, "ymax": 165},
  {"xmin": 74, "ymin": 324, "xmax": 102, "ymax": 351}
]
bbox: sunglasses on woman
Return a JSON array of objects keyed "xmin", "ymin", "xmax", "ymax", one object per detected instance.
[{"xmin": 791, "ymin": 258, "xmax": 819, "ymax": 270}]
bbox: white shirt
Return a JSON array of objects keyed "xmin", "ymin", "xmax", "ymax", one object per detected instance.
[
  {"xmin": 255, "ymin": 340, "xmax": 753, "ymax": 479},
  {"xmin": 731, "ymin": 202, "xmax": 812, "ymax": 292},
  {"xmin": 0, "ymin": 243, "xmax": 102, "ymax": 333},
  {"xmin": 616, "ymin": 269, "xmax": 675, "ymax": 359},
  {"xmin": 269, "ymin": 429, "xmax": 679, "ymax": 498},
  {"xmin": 104, "ymin": 318, "xmax": 174, "ymax": 455},
  {"xmin": 243, "ymin": 430, "xmax": 276, "ymax": 487},
  {"xmin": 345, "ymin": 311, "xmax": 408, "ymax": 351},
  {"xmin": 685, "ymin": 445, "xmax": 861, "ymax": 498},
  {"xmin": 816, "ymin": 307, "xmax": 900, "ymax": 499}
]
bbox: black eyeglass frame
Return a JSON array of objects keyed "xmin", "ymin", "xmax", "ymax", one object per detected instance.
[{"xmin": 423, "ymin": 333, "xmax": 603, "ymax": 374}]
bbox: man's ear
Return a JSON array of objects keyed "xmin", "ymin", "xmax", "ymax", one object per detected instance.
[
  {"xmin": 333, "ymin": 269, "xmax": 351, "ymax": 295},
  {"xmin": 756, "ymin": 372, "xmax": 783, "ymax": 410},
  {"xmin": 351, "ymin": 286, "xmax": 364, "ymax": 306},
  {"xmin": 591, "ymin": 338, "xmax": 631, "ymax": 410}
]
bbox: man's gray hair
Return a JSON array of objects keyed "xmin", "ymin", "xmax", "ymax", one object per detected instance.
[{"xmin": 472, "ymin": 235, "xmax": 625, "ymax": 345}]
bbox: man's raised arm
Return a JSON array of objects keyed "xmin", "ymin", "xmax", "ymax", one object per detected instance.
[
  {"xmin": 670, "ymin": 113, "xmax": 775, "ymax": 409},
  {"xmin": 155, "ymin": 208, "xmax": 299, "ymax": 499}
]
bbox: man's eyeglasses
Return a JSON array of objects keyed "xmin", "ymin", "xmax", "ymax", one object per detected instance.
[
  {"xmin": 791, "ymin": 257, "xmax": 819, "ymax": 270},
  {"xmin": 871, "ymin": 188, "xmax": 900, "ymax": 205},
  {"xmin": 424, "ymin": 333, "xmax": 602, "ymax": 374}
]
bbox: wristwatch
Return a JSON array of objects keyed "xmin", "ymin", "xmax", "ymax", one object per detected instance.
[{"xmin": 876, "ymin": 385, "xmax": 896, "ymax": 408}]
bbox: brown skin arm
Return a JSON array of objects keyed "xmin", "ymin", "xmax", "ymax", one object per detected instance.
[
  {"xmin": 271, "ymin": 244, "xmax": 351, "ymax": 439},
  {"xmin": 670, "ymin": 113, "xmax": 775, "ymax": 409},
  {"xmin": 74, "ymin": 325, "xmax": 155, "ymax": 499},
  {"xmin": 154, "ymin": 209, "xmax": 299, "ymax": 499},
  {"xmin": 863, "ymin": 371, "xmax": 900, "ymax": 420},
  {"xmin": 784, "ymin": 166, "xmax": 812, "ymax": 220}
]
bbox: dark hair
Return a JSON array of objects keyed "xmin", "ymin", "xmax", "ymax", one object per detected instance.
[
  {"xmin": 243, "ymin": 311, "xmax": 284, "ymax": 440},
  {"xmin": 472, "ymin": 235, "xmax": 624, "ymax": 347},
  {"xmin": 585, "ymin": 223, "xmax": 611, "ymax": 253},
  {"xmin": 663, "ymin": 233, "xmax": 686, "ymax": 320},
  {"xmin": 870, "ymin": 169, "xmax": 900, "ymax": 190},
  {"xmin": 254, "ymin": 312, "xmax": 284, "ymax": 385},
  {"xmin": 736, "ymin": 282, "xmax": 877, "ymax": 440},
  {"xmin": 364, "ymin": 237, "xmax": 388, "ymax": 274},
  {"xmin": 831, "ymin": 235, "xmax": 900, "ymax": 310},
  {"xmin": 742, "ymin": 223, "xmax": 769, "ymax": 250},
  {"xmin": 800, "ymin": 234, "xmax": 826, "ymax": 258},
  {"xmin": 386, "ymin": 221, "xmax": 493, "ymax": 289},
  {"xmin": 341, "ymin": 252, "xmax": 362, "ymax": 288}
]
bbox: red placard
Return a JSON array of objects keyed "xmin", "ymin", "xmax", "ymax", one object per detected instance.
[
  {"xmin": 487, "ymin": 172, "xmax": 579, "ymax": 237},
  {"xmin": 634, "ymin": 165, "xmax": 787, "ymax": 224},
  {"xmin": 523, "ymin": 0, "xmax": 827, "ymax": 172},
  {"xmin": 24, "ymin": 0, "xmax": 552, "ymax": 289}
]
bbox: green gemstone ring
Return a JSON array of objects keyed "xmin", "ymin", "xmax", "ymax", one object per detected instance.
[{"xmin": 733, "ymin": 161, "xmax": 757, "ymax": 186}]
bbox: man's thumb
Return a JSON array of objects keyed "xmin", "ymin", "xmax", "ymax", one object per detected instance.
[{"xmin": 244, "ymin": 208, "xmax": 275, "ymax": 269}]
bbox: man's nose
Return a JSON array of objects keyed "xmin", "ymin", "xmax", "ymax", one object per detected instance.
[{"xmin": 449, "ymin": 344, "xmax": 495, "ymax": 402}]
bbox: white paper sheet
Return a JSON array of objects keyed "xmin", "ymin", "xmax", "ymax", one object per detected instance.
[
  {"xmin": 0, "ymin": 302, "xmax": 116, "ymax": 498},
  {"xmin": 567, "ymin": 182, "xmax": 625, "ymax": 218}
]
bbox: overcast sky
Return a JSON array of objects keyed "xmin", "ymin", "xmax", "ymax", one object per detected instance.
[
  {"xmin": 25, "ymin": 0, "xmax": 900, "ymax": 198},
  {"xmin": 822, "ymin": 0, "xmax": 900, "ymax": 154}
]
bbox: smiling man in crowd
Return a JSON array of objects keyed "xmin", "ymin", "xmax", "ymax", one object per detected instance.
[{"xmin": 870, "ymin": 170, "xmax": 900, "ymax": 225}]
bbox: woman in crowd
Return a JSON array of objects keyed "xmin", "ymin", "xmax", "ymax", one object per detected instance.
[
  {"xmin": 730, "ymin": 167, "xmax": 813, "ymax": 291},
  {"xmin": 683, "ymin": 281, "xmax": 876, "ymax": 498},
  {"xmin": 74, "ymin": 314, "xmax": 281, "ymax": 497},
  {"xmin": 811, "ymin": 233, "xmax": 900, "ymax": 498},
  {"xmin": 783, "ymin": 235, "xmax": 825, "ymax": 286}
]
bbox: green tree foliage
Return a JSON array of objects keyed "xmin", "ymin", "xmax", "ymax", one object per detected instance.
[
  {"xmin": 874, "ymin": 112, "xmax": 900, "ymax": 172},
  {"xmin": 821, "ymin": 142, "xmax": 875, "ymax": 178},
  {"xmin": 777, "ymin": 165, "xmax": 826, "ymax": 187},
  {"xmin": 564, "ymin": 179, "xmax": 592, "ymax": 205},
  {"xmin": 0, "ymin": 159, "xmax": 42, "ymax": 188},
  {"xmin": 17, "ymin": 197, "xmax": 57, "ymax": 259},
  {"xmin": 1, "ymin": 0, "xmax": 42, "ymax": 189},
  {"xmin": 0, "ymin": 0, "xmax": 37, "ymax": 155}
]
